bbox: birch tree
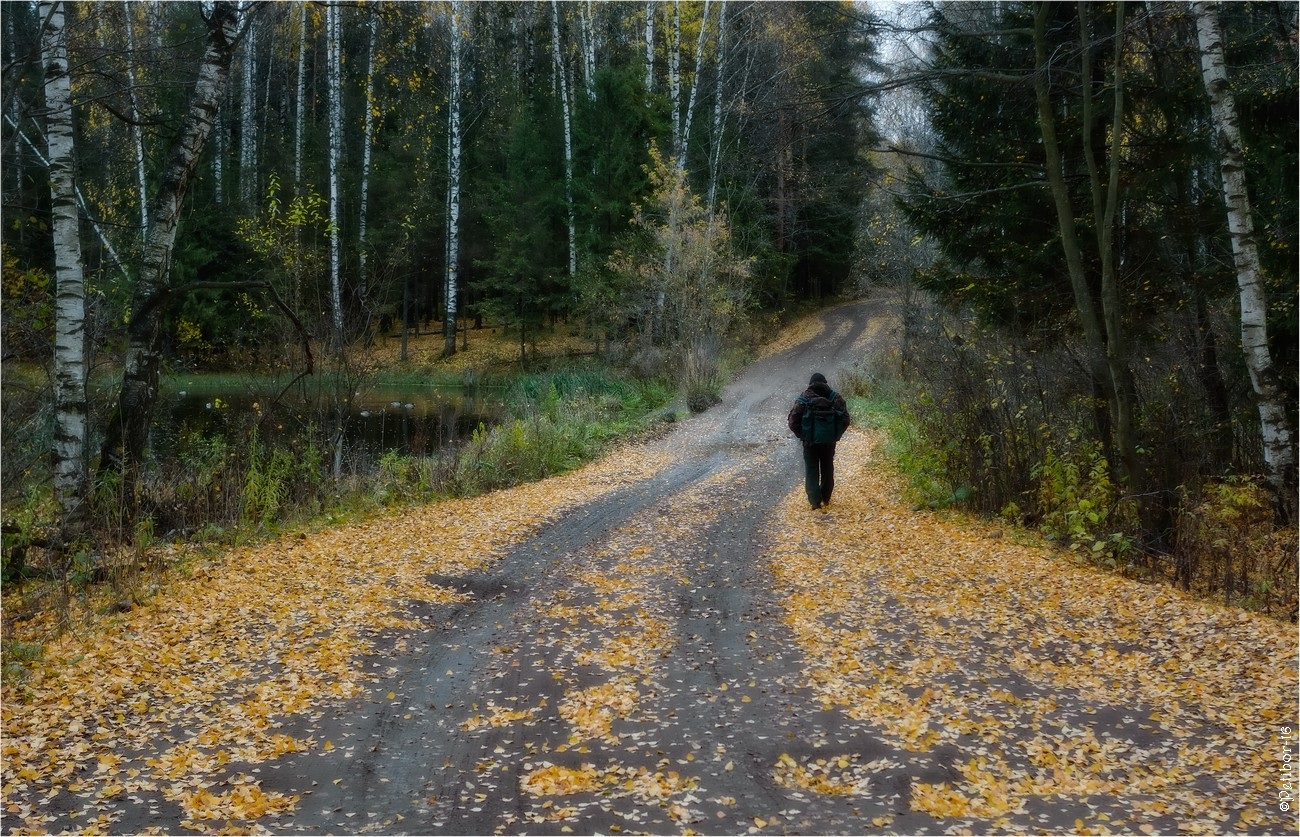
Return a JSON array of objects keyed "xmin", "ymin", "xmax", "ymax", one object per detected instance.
[
  {"xmin": 1194, "ymin": 1, "xmax": 1297, "ymax": 501},
  {"xmin": 41, "ymin": 0, "xmax": 88, "ymax": 539},
  {"xmin": 669, "ymin": 0, "xmax": 682, "ymax": 158},
  {"xmin": 578, "ymin": 0, "xmax": 596, "ymax": 102},
  {"xmin": 326, "ymin": 0, "xmax": 344, "ymax": 348},
  {"xmin": 550, "ymin": 0, "xmax": 577, "ymax": 278},
  {"xmin": 293, "ymin": 1, "xmax": 306, "ymax": 194},
  {"xmin": 443, "ymin": 0, "xmax": 464, "ymax": 358},
  {"xmin": 123, "ymin": 4, "xmax": 148, "ymax": 241},
  {"xmin": 239, "ymin": 3, "xmax": 256, "ymax": 204},
  {"xmin": 707, "ymin": 0, "xmax": 728, "ymax": 208},
  {"xmin": 678, "ymin": 0, "xmax": 711, "ymax": 171},
  {"xmin": 358, "ymin": 8, "xmax": 378, "ymax": 311},
  {"xmin": 644, "ymin": 1, "xmax": 655, "ymax": 94},
  {"xmin": 100, "ymin": 2, "xmax": 246, "ymax": 482}
]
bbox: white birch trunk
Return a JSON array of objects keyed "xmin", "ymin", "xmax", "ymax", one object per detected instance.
[
  {"xmin": 550, "ymin": 0, "xmax": 577, "ymax": 277},
  {"xmin": 707, "ymin": 0, "xmax": 728, "ymax": 208},
  {"xmin": 42, "ymin": 0, "xmax": 88, "ymax": 536},
  {"xmin": 1194, "ymin": 1, "xmax": 1297, "ymax": 496},
  {"xmin": 214, "ymin": 109, "xmax": 225, "ymax": 204},
  {"xmin": 124, "ymin": 4, "xmax": 149, "ymax": 240},
  {"xmin": 359, "ymin": 10, "xmax": 377, "ymax": 306},
  {"xmin": 644, "ymin": 0, "xmax": 655, "ymax": 94},
  {"xmin": 669, "ymin": 0, "xmax": 682, "ymax": 159},
  {"xmin": 101, "ymin": 1, "xmax": 243, "ymax": 478},
  {"xmin": 679, "ymin": 0, "xmax": 711, "ymax": 172},
  {"xmin": 326, "ymin": 0, "xmax": 344, "ymax": 348},
  {"xmin": 294, "ymin": 1, "xmax": 306, "ymax": 193},
  {"xmin": 6, "ymin": 114, "xmax": 130, "ymax": 282},
  {"xmin": 239, "ymin": 2, "xmax": 255, "ymax": 204},
  {"xmin": 444, "ymin": 1, "xmax": 464, "ymax": 357},
  {"xmin": 579, "ymin": 0, "xmax": 596, "ymax": 101}
]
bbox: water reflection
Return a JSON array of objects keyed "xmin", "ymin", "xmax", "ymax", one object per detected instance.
[{"xmin": 157, "ymin": 381, "xmax": 504, "ymax": 470}]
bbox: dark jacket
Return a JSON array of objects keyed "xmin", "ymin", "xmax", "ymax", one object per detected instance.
[{"xmin": 787, "ymin": 382, "xmax": 850, "ymax": 445}]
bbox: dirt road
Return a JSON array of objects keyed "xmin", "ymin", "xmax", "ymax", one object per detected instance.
[
  {"xmin": 4, "ymin": 298, "xmax": 1295, "ymax": 836},
  {"xmin": 244, "ymin": 299, "xmax": 906, "ymax": 835}
]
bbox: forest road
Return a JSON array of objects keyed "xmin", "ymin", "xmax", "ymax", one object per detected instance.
[{"xmin": 239, "ymin": 296, "xmax": 947, "ymax": 835}]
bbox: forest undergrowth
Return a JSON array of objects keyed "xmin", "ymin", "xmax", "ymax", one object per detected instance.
[
  {"xmin": 0, "ymin": 323, "xmax": 680, "ymax": 652},
  {"xmin": 768, "ymin": 431, "xmax": 1297, "ymax": 835}
]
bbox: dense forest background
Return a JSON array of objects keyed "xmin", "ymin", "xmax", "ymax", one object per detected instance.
[{"xmin": 1, "ymin": 1, "xmax": 1296, "ymax": 614}]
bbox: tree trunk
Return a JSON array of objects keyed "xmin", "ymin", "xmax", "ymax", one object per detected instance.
[
  {"xmin": 42, "ymin": 0, "xmax": 88, "ymax": 541},
  {"xmin": 578, "ymin": 0, "xmax": 596, "ymax": 102},
  {"xmin": 669, "ymin": 0, "xmax": 682, "ymax": 159},
  {"xmin": 359, "ymin": 9, "xmax": 377, "ymax": 312},
  {"xmin": 123, "ymin": 5, "xmax": 149, "ymax": 242},
  {"xmin": 1078, "ymin": 0, "xmax": 1140, "ymax": 485},
  {"xmin": 326, "ymin": 0, "xmax": 344, "ymax": 349},
  {"xmin": 678, "ymin": 0, "xmax": 711, "ymax": 171},
  {"xmin": 1194, "ymin": 0, "xmax": 1297, "ymax": 506},
  {"xmin": 239, "ymin": 4, "xmax": 256, "ymax": 205},
  {"xmin": 644, "ymin": 1, "xmax": 655, "ymax": 94},
  {"xmin": 550, "ymin": 0, "xmax": 577, "ymax": 278},
  {"xmin": 5, "ymin": 115, "xmax": 130, "ymax": 283},
  {"xmin": 443, "ymin": 1, "xmax": 464, "ymax": 358},
  {"xmin": 100, "ymin": 2, "xmax": 244, "ymax": 485},
  {"xmin": 707, "ymin": 0, "xmax": 728, "ymax": 209},
  {"xmin": 294, "ymin": 1, "xmax": 306, "ymax": 195},
  {"xmin": 1032, "ymin": 2, "xmax": 1130, "ymax": 482}
]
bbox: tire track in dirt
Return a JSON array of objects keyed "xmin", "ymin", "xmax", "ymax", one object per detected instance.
[{"xmin": 235, "ymin": 298, "xmax": 915, "ymax": 835}]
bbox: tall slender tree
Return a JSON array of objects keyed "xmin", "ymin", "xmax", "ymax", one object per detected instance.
[
  {"xmin": 41, "ymin": 0, "xmax": 88, "ymax": 540},
  {"xmin": 550, "ymin": 0, "xmax": 577, "ymax": 278},
  {"xmin": 443, "ymin": 0, "xmax": 464, "ymax": 358},
  {"xmin": 326, "ymin": 0, "xmax": 344, "ymax": 348},
  {"xmin": 100, "ymin": 2, "xmax": 247, "ymax": 482},
  {"xmin": 123, "ymin": 4, "xmax": 149, "ymax": 242},
  {"xmin": 239, "ymin": 2, "xmax": 257, "ymax": 204},
  {"xmin": 1194, "ymin": 0, "xmax": 1296, "ymax": 503},
  {"xmin": 293, "ymin": 1, "xmax": 306, "ymax": 195},
  {"xmin": 359, "ymin": 7, "xmax": 378, "ymax": 314}
]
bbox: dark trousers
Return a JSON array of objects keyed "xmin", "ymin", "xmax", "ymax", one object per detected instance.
[{"xmin": 802, "ymin": 442, "xmax": 836, "ymax": 508}]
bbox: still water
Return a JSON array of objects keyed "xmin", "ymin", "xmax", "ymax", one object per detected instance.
[{"xmin": 156, "ymin": 378, "xmax": 504, "ymax": 470}]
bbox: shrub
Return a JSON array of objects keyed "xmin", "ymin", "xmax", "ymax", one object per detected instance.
[{"xmin": 1176, "ymin": 478, "xmax": 1296, "ymax": 611}]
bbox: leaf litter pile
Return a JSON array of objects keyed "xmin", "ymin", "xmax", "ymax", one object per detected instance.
[
  {"xmin": 768, "ymin": 432, "xmax": 1298, "ymax": 835},
  {"xmin": 1, "ymin": 451, "xmax": 669, "ymax": 834},
  {"xmin": 3, "ymin": 399, "xmax": 1298, "ymax": 836}
]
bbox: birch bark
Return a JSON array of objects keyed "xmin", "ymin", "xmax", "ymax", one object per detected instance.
[
  {"xmin": 669, "ymin": 1, "xmax": 682, "ymax": 159},
  {"xmin": 579, "ymin": 0, "xmax": 596, "ymax": 101},
  {"xmin": 707, "ymin": 0, "xmax": 728, "ymax": 208},
  {"xmin": 443, "ymin": 1, "xmax": 464, "ymax": 357},
  {"xmin": 679, "ymin": 0, "xmax": 711, "ymax": 171},
  {"xmin": 239, "ymin": 1, "xmax": 256, "ymax": 204},
  {"xmin": 124, "ymin": 5, "xmax": 149, "ymax": 240},
  {"xmin": 550, "ymin": 0, "xmax": 577, "ymax": 278},
  {"xmin": 1194, "ymin": 1, "xmax": 1297, "ymax": 500},
  {"xmin": 326, "ymin": 0, "xmax": 344, "ymax": 348},
  {"xmin": 42, "ymin": 0, "xmax": 88, "ymax": 537},
  {"xmin": 294, "ymin": 1, "xmax": 306, "ymax": 193},
  {"xmin": 359, "ymin": 10, "xmax": 377, "ymax": 308},
  {"xmin": 100, "ymin": 1, "xmax": 244, "ymax": 482},
  {"xmin": 644, "ymin": 1, "xmax": 655, "ymax": 94}
]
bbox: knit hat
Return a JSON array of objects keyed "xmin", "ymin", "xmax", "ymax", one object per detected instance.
[{"xmin": 810, "ymin": 372, "xmax": 827, "ymax": 385}]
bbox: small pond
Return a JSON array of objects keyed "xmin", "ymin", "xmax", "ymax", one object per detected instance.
[{"xmin": 155, "ymin": 376, "xmax": 506, "ymax": 471}]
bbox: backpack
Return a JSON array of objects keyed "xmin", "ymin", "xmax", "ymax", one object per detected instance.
[{"xmin": 799, "ymin": 391, "xmax": 848, "ymax": 444}]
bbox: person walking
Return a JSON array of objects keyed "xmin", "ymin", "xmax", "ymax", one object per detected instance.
[{"xmin": 787, "ymin": 372, "xmax": 851, "ymax": 510}]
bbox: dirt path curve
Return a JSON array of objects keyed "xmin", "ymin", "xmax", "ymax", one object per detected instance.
[
  {"xmin": 243, "ymin": 298, "xmax": 905, "ymax": 836},
  {"xmin": 6, "ymin": 297, "xmax": 1295, "ymax": 836}
]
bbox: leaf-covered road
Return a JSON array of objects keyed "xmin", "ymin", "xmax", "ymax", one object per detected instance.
[{"xmin": 3, "ymin": 299, "xmax": 1296, "ymax": 835}]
